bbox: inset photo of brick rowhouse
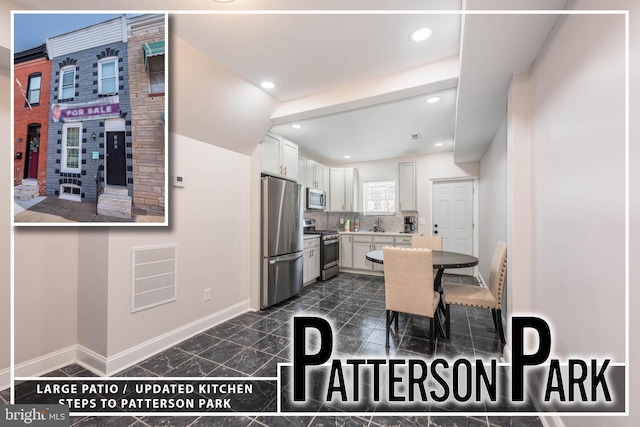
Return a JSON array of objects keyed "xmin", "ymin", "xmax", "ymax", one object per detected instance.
[{"xmin": 13, "ymin": 13, "xmax": 167, "ymax": 225}]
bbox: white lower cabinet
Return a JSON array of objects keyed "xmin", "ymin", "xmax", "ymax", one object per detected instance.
[
  {"xmin": 350, "ymin": 235, "xmax": 394, "ymax": 272},
  {"xmin": 303, "ymin": 236, "xmax": 321, "ymax": 285},
  {"xmin": 353, "ymin": 239, "xmax": 373, "ymax": 270},
  {"xmin": 340, "ymin": 235, "xmax": 353, "ymax": 268},
  {"xmin": 339, "ymin": 233, "xmax": 420, "ymax": 274},
  {"xmin": 394, "ymin": 235, "xmax": 413, "ymax": 248}
]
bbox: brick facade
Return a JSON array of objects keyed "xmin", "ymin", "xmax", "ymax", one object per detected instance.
[
  {"xmin": 46, "ymin": 41, "xmax": 132, "ymax": 202},
  {"xmin": 128, "ymin": 23, "xmax": 165, "ymax": 212},
  {"xmin": 13, "ymin": 55, "xmax": 51, "ymax": 195}
]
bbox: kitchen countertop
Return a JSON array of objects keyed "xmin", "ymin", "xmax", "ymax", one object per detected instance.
[
  {"xmin": 303, "ymin": 234, "xmax": 321, "ymax": 240},
  {"xmin": 338, "ymin": 231, "xmax": 422, "ymax": 237}
]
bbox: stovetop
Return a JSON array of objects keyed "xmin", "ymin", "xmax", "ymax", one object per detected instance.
[{"xmin": 304, "ymin": 230, "xmax": 339, "ymax": 235}]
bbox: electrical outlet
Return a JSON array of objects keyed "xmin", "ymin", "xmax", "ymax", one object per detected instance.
[{"xmin": 203, "ymin": 288, "xmax": 211, "ymax": 301}]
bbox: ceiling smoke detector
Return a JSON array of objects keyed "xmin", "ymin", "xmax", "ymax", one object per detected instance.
[{"xmin": 411, "ymin": 133, "xmax": 421, "ymax": 140}]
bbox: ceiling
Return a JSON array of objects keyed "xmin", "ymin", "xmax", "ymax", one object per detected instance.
[
  {"xmin": 7, "ymin": 0, "xmax": 568, "ymax": 165},
  {"xmin": 271, "ymin": 89, "xmax": 457, "ymax": 165},
  {"xmin": 171, "ymin": 12, "xmax": 461, "ymax": 102}
]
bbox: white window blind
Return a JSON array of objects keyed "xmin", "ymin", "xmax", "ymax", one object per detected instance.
[{"xmin": 364, "ymin": 181, "xmax": 396, "ymax": 214}]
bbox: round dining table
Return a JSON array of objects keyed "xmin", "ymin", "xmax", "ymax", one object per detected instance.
[{"xmin": 365, "ymin": 249, "xmax": 479, "ymax": 338}]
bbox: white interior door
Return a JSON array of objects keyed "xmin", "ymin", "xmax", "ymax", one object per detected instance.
[{"xmin": 433, "ymin": 180, "xmax": 474, "ymax": 275}]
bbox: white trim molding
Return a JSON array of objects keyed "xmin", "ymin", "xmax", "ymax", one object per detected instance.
[
  {"xmin": 14, "ymin": 345, "xmax": 77, "ymax": 379},
  {"xmin": 11, "ymin": 301, "xmax": 251, "ymax": 380},
  {"xmin": 104, "ymin": 299, "xmax": 251, "ymax": 376}
]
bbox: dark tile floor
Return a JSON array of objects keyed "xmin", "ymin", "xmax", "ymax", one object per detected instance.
[
  {"xmin": 10, "ymin": 273, "xmax": 544, "ymax": 427},
  {"xmin": 0, "ymin": 388, "xmax": 9, "ymax": 404}
]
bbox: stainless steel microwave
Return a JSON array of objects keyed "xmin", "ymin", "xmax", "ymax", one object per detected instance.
[{"xmin": 306, "ymin": 187, "xmax": 325, "ymax": 210}]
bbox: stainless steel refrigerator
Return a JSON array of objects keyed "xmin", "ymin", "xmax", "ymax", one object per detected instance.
[{"xmin": 261, "ymin": 176, "xmax": 303, "ymax": 309}]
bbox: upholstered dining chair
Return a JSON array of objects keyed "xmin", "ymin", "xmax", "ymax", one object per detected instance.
[
  {"xmin": 383, "ymin": 247, "xmax": 440, "ymax": 354},
  {"xmin": 411, "ymin": 235, "xmax": 443, "ymax": 284},
  {"xmin": 411, "ymin": 235, "xmax": 443, "ymax": 250},
  {"xmin": 442, "ymin": 240, "xmax": 507, "ymax": 346}
]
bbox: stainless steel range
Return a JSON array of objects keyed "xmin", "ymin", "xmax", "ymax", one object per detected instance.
[{"xmin": 303, "ymin": 219, "xmax": 340, "ymax": 281}]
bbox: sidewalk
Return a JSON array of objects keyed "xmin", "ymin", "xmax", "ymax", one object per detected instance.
[{"xmin": 13, "ymin": 196, "xmax": 165, "ymax": 224}]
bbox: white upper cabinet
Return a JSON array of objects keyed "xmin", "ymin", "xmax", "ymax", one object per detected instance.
[
  {"xmin": 398, "ymin": 162, "xmax": 417, "ymax": 211},
  {"xmin": 298, "ymin": 156, "xmax": 307, "ymax": 209},
  {"xmin": 344, "ymin": 167, "xmax": 359, "ymax": 212},
  {"xmin": 262, "ymin": 133, "xmax": 281, "ymax": 177},
  {"xmin": 281, "ymin": 139, "xmax": 298, "ymax": 180},
  {"xmin": 306, "ymin": 159, "xmax": 327, "ymax": 191},
  {"xmin": 298, "ymin": 156, "xmax": 307, "ymax": 186},
  {"xmin": 321, "ymin": 165, "xmax": 330, "ymax": 193},
  {"xmin": 328, "ymin": 168, "xmax": 345, "ymax": 212},
  {"xmin": 328, "ymin": 167, "xmax": 359, "ymax": 212},
  {"xmin": 261, "ymin": 132, "xmax": 298, "ymax": 181}
]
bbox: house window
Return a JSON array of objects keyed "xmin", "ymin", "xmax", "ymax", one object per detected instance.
[
  {"xmin": 60, "ymin": 66, "xmax": 75, "ymax": 99},
  {"xmin": 62, "ymin": 123, "xmax": 81, "ymax": 172},
  {"xmin": 148, "ymin": 55, "xmax": 165, "ymax": 95},
  {"xmin": 27, "ymin": 73, "xmax": 41, "ymax": 105},
  {"xmin": 363, "ymin": 181, "xmax": 396, "ymax": 215},
  {"xmin": 99, "ymin": 58, "xmax": 118, "ymax": 94}
]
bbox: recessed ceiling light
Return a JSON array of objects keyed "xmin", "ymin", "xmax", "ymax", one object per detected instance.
[
  {"xmin": 261, "ymin": 81, "xmax": 275, "ymax": 89},
  {"xmin": 426, "ymin": 96, "xmax": 440, "ymax": 103},
  {"xmin": 291, "ymin": 124, "xmax": 302, "ymax": 129},
  {"xmin": 213, "ymin": 0, "xmax": 234, "ymax": 3},
  {"xmin": 344, "ymin": 155, "xmax": 351, "ymax": 159},
  {"xmin": 435, "ymin": 143, "xmax": 444, "ymax": 147},
  {"xmin": 410, "ymin": 27, "xmax": 432, "ymax": 42}
]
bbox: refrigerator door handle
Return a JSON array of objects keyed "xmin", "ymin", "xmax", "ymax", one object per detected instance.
[{"xmin": 269, "ymin": 252, "xmax": 303, "ymax": 264}]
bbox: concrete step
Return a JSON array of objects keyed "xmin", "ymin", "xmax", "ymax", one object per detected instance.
[
  {"xmin": 97, "ymin": 192, "xmax": 132, "ymax": 219},
  {"xmin": 14, "ymin": 185, "xmax": 40, "ymax": 201},
  {"xmin": 103, "ymin": 185, "xmax": 130, "ymax": 196},
  {"xmin": 22, "ymin": 178, "xmax": 38, "ymax": 187}
]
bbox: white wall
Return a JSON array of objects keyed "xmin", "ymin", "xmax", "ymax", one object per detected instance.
[
  {"xmin": 169, "ymin": 33, "xmax": 279, "ymax": 156},
  {"xmin": 14, "ymin": 228, "xmax": 79, "ymax": 367},
  {"xmin": 105, "ymin": 133, "xmax": 252, "ymax": 358},
  {"xmin": 344, "ymin": 151, "xmax": 480, "ymax": 234},
  {"xmin": 513, "ymin": 3, "xmax": 631, "ymax": 425},
  {"xmin": 0, "ymin": 1, "xmax": 15, "ymax": 391},
  {"xmin": 77, "ymin": 230, "xmax": 109, "ymax": 358},
  {"xmin": 0, "ymin": 72, "xmax": 11, "ymax": 388},
  {"xmin": 478, "ymin": 115, "xmax": 507, "ymax": 281},
  {"xmin": 529, "ymin": 9, "xmax": 625, "ymax": 361}
]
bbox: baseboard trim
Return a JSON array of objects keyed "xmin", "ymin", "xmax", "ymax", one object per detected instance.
[
  {"xmin": 502, "ymin": 343, "xmax": 512, "ymax": 363},
  {"xmin": 76, "ymin": 345, "xmax": 108, "ymax": 377},
  {"xmin": 14, "ymin": 345, "xmax": 77, "ymax": 379},
  {"xmin": 529, "ymin": 371, "xmax": 566, "ymax": 427},
  {"xmin": 9, "ymin": 301, "xmax": 251, "ymax": 380},
  {"xmin": 104, "ymin": 299, "xmax": 251, "ymax": 376}
]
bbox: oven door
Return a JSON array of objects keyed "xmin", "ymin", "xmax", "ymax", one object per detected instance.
[{"xmin": 322, "ymin": 238, "xmax": 340, "ymax": 269}]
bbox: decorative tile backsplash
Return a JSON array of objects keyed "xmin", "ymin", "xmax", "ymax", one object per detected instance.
[{"xmin": 304, "ymin": 210, "xmax": 419, "ymax": 233}]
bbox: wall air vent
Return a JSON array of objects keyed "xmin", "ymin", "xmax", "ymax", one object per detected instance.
[
  {"xmin": 131, "ymin": 244, "xmax": 177, "ymax": 313},
  {"xmin": 411, "ymin": 133, "xmax": 421, "ymax": 140}
]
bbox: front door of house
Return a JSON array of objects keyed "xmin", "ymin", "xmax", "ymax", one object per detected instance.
[
  {"xmin": 106, "ymin": 131, "xmax": 126, "ymax": 186},
  {"xmin": 24, "ymin": 124, "xmax": 40, "ymax": 179}
]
